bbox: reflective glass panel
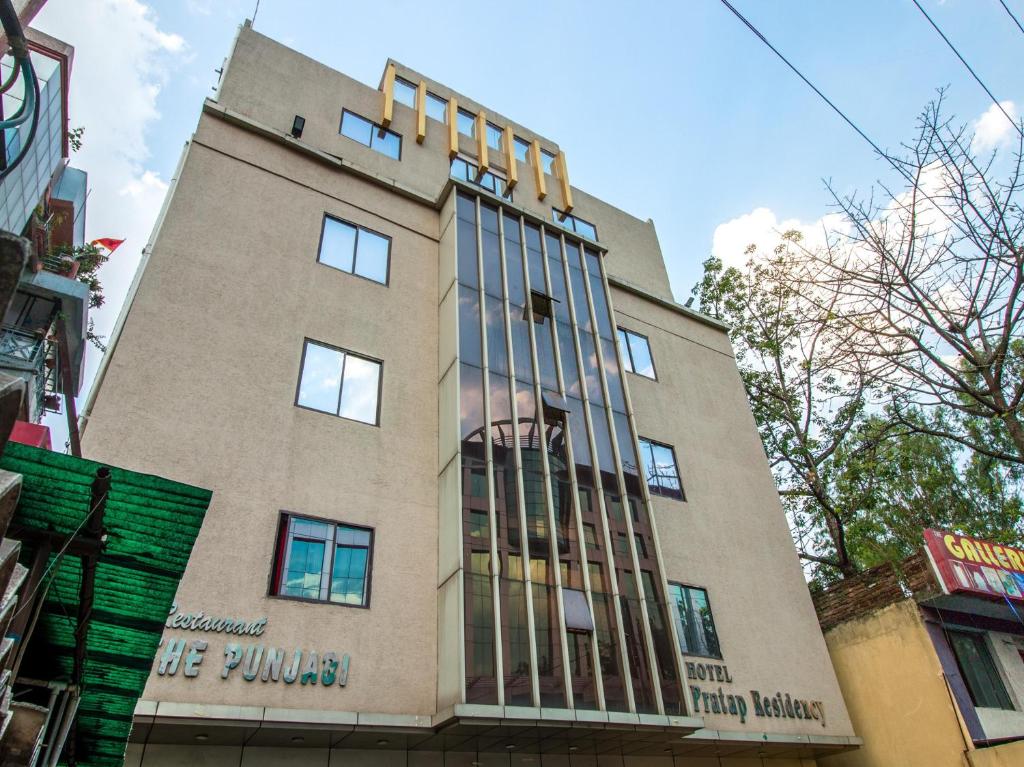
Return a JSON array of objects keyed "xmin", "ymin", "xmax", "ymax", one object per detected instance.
[
  {"xmin": 319, "ymin": 217, "xmax": 356, "ymax": 273},
  {"xmin": 297, "ymin": 342, "xmax": 344, "ymax": 414},
  {"xmin": 617, "ymin": 329, "xmax": 633, "ymax": 373},
  {"xmin": 486, "ymin": 122, "xmax": 503, "ymax": 150},
  {"xmin": 283, "ymin": 538, "xmax": 325, "ymax": 600},
  {"xmin": 514, "ymin": 136, "xmax": 530, "ymax": 162},
  {"xmin": 426, "ymin": 92, "xmax": 447, "ymax": 122},
  {"xmin": 370, "ymin": 126, "xmax": 401, "ymax": 159},
  {"xmin": 458, "ymin": 108, "xmax": 476, "ymax": 136},
  {"xmin": 338, "ymin": 354, "xmax": 381, "ymax": 424},
  {"xmin": 576, "ymin": 218, "xmax": 597, "ymax": 241},
  {"xmin": 626, "ymin": 330, "xmax": 655, "ymax": 378},
  {"xmin": 340, "ymin": 110, "xmax": 373, "ymax": 145},
  {"xmin": 541, "ymin": 149, "xmax": 556, "ymax": 175},
  {"xmin": 354, "ymin": 228, "xmax": 390, "ymax": 283},
  {"xmin": 669, "ymin": 584, "xmax": 722, "ymax": 659},
  {"xmin": 330, "ymin": 543, "xmax": 368, "ymax": 604},
  {"xmin": 393, "ymin": 77, "xmax": 417, "ymax": 108}
]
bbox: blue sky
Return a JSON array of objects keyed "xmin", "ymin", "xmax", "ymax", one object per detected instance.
[{"xmin": 29, "ymin": 0, "xmax": 1023, "ymax": 440}]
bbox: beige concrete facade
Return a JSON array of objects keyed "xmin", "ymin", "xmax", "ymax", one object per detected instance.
[{"xmin": 82, "ymin": 20, "xmax": 856, "ymax": 765}]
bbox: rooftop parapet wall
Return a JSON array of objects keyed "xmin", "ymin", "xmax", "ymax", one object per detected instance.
[
  {"xmin": 812, "ymin": 551, "xmax": 940, "ymax": 633},
  {"xmin": 216, "ymin": 22, "xmax": 677, "ymax": 302}
]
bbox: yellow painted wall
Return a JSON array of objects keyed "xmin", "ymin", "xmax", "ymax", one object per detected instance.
[
  {"xmin": 966, "ymin": 739, "xmax": 1024, "ymax": 767},
  {"xmin": 819, "ymin": 600, "xmax": 967, "ymax": 767}
]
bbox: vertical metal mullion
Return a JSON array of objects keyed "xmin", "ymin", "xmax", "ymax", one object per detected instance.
[
  {"xmin": 598, "ymin": 256, "xmax": 688, "ymax": 713},
  {"xmin": 449, "ymin": 197, "xmax": 467, "ymax": 705},
  {"xmin": 497, "ymin": 208, "xmax": 542, "ymax": 709},
  {"xmin": 578, "ymin": 249, "xmax": 665, "ymax": 715},
  {"xmin": 519, "ymin": 218, "xmax": 574, "ymax": 710},
  {"xmin": 541, "ymin": 228, "xmax": 606, "ymax": 711},
  {"xmin": 334, "ymin": 352, "xmax": 348, "ymax": 417},
  {"xmin": 475, "ymin": 197, "xmax": 505, "ymax": 706},
  {"xmin": 559, "ymin": 236, "xmax": 636, "ymax": 713},
  {"xmin": 320, "ymin": 528, "xmax": 335, "ymax": 601}
]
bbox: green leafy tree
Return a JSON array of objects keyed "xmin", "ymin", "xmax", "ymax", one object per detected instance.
[{"xmin": 695, "ymin": 236, "xmax": 1022, "ymax": 583}]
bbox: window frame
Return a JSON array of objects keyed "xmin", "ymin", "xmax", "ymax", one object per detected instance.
[
  {"xmin": 485, "ymin": 121, "xmax": 504, "ymax": 151},
  {"xmin": 540, "ymin": 148, "xmax": 556, "ymax": 175},
  {"xmin": 450, "ymin": 155, "xmax": 513, "ymax": 201},
  {"xmin": 669, "ymin": 582, "xmax": 722, "ymax": 660},
  {"xmin": 457, "ymin": 107, "xmax": 476, "ymax": 137},
  {"xmin": 269, "ymin": 510, "xmax": 375, "ymax": 609},
  {"xmin": 316, "ymin": 213, "xmax": 392, "ymax": 286},
  {"xmin": 392, "ymin": 76, "xmax": 417, "ymax": 108},
  {"xmin": 426, "ymin": 92, "xmax": 448, "ymax": 123},
  {"xmin": 513, "ymin": 136, "xmax": 531, "ymax": 163},
  {"xmin": 339, "ymin": 108, "xmax": 402, "ymax": 160},
  {"xmin": 294, "ymin": 338, "xmax": 384, "ymax": 426},
  {"xmin": 551, "ymin": 208, "xmax": 598, "ymax": 242},
  {"xmin": 638, "ymin": 436, "xmax": 686, "ymax": 501},
  {"xmin": 946, "ymin": 628, "xmax": 1015, "ymax": 711},
  {"xmin": 617, "ymin": 326, "xmax": 657, "ymax": 380}
]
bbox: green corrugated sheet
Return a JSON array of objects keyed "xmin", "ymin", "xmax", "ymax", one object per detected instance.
[{"xmin": 0, "ymin": 442, "xmax": 212, "ymax": 766}]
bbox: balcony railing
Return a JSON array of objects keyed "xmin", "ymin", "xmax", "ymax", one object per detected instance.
[
  {"xmin": 0, "ymin": 326, "xmax": 47, "ymax": 371},
  {"xmin": 0, "ymin": 325, "xmax": 60, "ymax": 417}
]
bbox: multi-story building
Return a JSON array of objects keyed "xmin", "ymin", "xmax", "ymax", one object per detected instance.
[
  {"xmin": 1, "ymin": 27, "xmax": 90, "ymax": 449},
  {"xmin": 81, "ymin": 20, "xmax": 860, "ymax": 766}
]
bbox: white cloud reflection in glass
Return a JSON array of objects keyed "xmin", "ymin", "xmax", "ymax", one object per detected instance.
[{"xmin": 298, "ymin": 341, "xmax": 381, "ymax": 424}]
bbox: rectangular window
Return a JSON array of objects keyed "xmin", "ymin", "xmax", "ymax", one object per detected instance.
[
  {"xmin": 426, "ymin": 92, "xmax": 448, "ymax": 122},
  {"xmin": 552, "ymin": 209, "xmax": 597, "ymax": 241},
  {"xmin": 393, "ymin": 76, "xmax": 417, "ymax": 108},
  {"xmin": 450, "ymin": 157, "xmax": 512, "ymax": 200},
  {"xmin": 513, "ymin": 136, "xmax": 530, "ymax": 163},
  {"xmin": 273, "ymin": 513, "xmax": 373, "ymax": 606},
  {"xmin": 540, "ymin": 148, "xmax": 556, "ymax": 175},
  {"xmin": 318, "ymin": 215, "xmax": 391, "ymax": 284},
  {"xmin": 457, "ymin": 108, "xmax": 476, "ymax": 137},
  {"xmin": 340, "ymin": 109, "xmax": 401, "ymax": 160},
  {"xmin": 669, "ymin": 584, "xmax": 721, "ymax": 659},
  {"xmin": 617, "ymin": 327, "xmax": 655, "ymax": 378},
  {"xmin": 638, "ymin": 437, "xmax": 685, "ymax": 501},
  {"xmin": 296, "ymin": 340, "xmax": 382, "ymax": 425},
  {"xmin": 486, "ymin": 122, "xmax": 503, "ymax": 151},
  {"xmin": 947, "ymin": 630, "xmax": 1014, "ymax": 710}
]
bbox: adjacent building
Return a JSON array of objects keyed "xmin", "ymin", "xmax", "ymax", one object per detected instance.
[
  {"xmin": 0, "ymin": 27, "xmax": 90, "ymax": 451},
  {"xmin": 81, "ymin": 20, "xmax": 859, "ymax": 765},
  {"xmin": 816, "ymin": 530, "xmax": 1024, "ymax": 767}
]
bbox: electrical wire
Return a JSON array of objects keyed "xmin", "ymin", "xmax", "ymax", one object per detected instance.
[
  {"xmin": 998, "ymin": 0, "xmax": 1024, "ymax": 37},
  {"xmin": 0, "ymin": 55, "xmax": 38, "ymax": 182},
  {"xmin": 714, "ymin": 0, "xmax": 1012, "ymax": 242},
  {"xmin": 9, "ymin": 488, "xmax": 109, "ymax": 625},
  {"xmin": 0, "ymin": 57, "xmax": 36, "ymax": 128},
  {"xmin": 912, "ymin": 0, "xmax": 1024, "ymax": 141},
  {"xmin": 716, "ymin": 0, "xmax": 895, "ymax": 171}
]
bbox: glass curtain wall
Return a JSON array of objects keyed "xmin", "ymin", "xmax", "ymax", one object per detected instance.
[{"xmin": 455, "ymin": 190, "xmax": 684, "ymax": 714}]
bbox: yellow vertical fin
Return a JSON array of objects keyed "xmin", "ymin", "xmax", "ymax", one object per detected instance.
[
  {"xmin": 504, "ymin": 126, "xmax": 517, "ymax": 190},
  {"xmin": 476, "ymin": 111, "xmax": 489, "ymax": 173},
  {"xmin": 447, "ymin": 97, "xmax": 458, "ymax": 159},
  {"xmin": 416, "ymin": 80, "xmax": 427, "ymax": 144},
  {"xmin": 557, "ymin": 151, "xmax": 573, "ymax": 212},
  {"xmin": 531, "ymin": 140, "xmax": 547, "ymax": 201},
  {"xmin": 381, "ymin": 62, "xmax": 395, "ymax": 128}
]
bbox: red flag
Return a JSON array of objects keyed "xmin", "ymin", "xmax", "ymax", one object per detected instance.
[{"xmin": 91, "ymin": 238, "xmax": 124, "ymax": 253}]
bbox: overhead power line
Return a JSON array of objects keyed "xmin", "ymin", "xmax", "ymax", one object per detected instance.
[
  {"xmin": 998, "ymin": 0, "xmax": 1024, "ymax": 37},
  {"xmin": 715, "ymin": 0, "xmax": 894, "ymax": 168},
  {"xmin": 912, "ymin": 0, "xmax": 1024, "ymax": 141}
]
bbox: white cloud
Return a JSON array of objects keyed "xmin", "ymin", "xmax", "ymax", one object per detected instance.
[
  {"xmin": 971, "ymin": 100, "xmax": 1018, "ymax": 154},
  {"xmin": 711, "ymin": 207, "xmax": 848, "ymax": 269},
  {"xmin": 31, "ymin": 0, "xmax": 187, "ymax": 444}
]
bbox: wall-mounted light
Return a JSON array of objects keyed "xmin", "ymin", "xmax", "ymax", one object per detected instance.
[{"xmin": 291, "ymin": 115, "xmax": 305, "ymax": 139}]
